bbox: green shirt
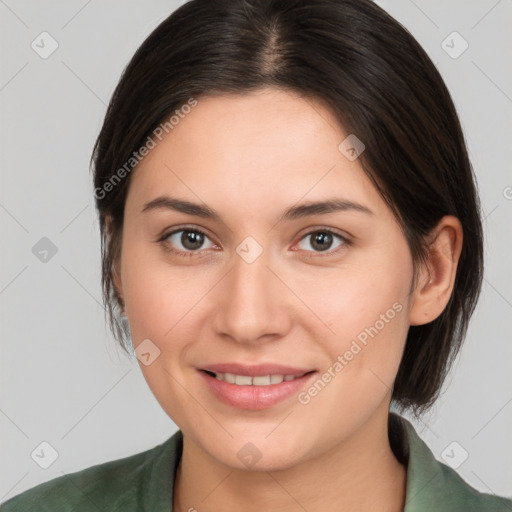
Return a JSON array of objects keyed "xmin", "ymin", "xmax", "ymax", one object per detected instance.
[{"xmin": 2, "ymin": 413, "xmax": 511, "ymax": 511}]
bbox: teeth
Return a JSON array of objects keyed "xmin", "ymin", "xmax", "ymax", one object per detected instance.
[
  {"xmin": 235, "ymin": 375, "xmax": 252, "ymax": 385},
  {"xmin": 252, "ymin": 375, "xmax": 271, "ymax": 385},
  {"xmin": 224, "ymin": 372, "xmax": 236, "ymax": 384},
  {"xmin": 212, "ymin": 372, "xmax": 305, "ymax": 385},
  {"xmin": 270, "ymin": 374, "xmax": 284, "ymax": 384}
]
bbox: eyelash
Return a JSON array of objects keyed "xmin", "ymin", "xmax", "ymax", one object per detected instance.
[{"xmin": 156, "ymin": 225, "xmax": 352, "ymax": 259}]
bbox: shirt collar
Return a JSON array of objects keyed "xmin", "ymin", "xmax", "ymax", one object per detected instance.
[
  {"xmin": 142, "ymin": 427, "xmax": 182, "ymax": 511},
  {"xmin": 389, "ymin": 412, "xmax": 489, "ymax": 511}
]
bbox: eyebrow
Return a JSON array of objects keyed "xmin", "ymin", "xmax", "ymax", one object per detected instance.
[{"xmin": 141, "ymin": 195, "xmax": 374, "ymax": 222}]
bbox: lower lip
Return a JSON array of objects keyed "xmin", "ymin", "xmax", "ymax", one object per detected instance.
[{"xmin": 198, "ymin": 370, "xmax": 316, "ymax": 410}]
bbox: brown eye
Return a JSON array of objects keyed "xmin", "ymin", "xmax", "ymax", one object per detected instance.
[
  {"xmin": 297, "ymin": 229, "xmax": 348, "ymax": 253},
  {"xmin": 163, "ymin": 229, "xmax": 215, "ymax": 253}
]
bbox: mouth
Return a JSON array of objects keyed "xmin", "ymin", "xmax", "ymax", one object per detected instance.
[{"xmin": 197, "ymin": 364, "xmax": 317, "ymax": 410}]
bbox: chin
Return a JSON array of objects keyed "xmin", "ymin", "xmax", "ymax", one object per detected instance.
[{"xmin": 198, "ymin": 431, "xmax": 311, "ymax": 473}]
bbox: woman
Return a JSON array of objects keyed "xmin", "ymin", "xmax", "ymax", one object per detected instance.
[{"xmin": 2, "ymin": 0, "xmax": 510, "ymax": 510}]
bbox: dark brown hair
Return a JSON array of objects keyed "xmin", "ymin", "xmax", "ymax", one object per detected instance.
[{"xmin": 90, "ymin": 0, "xmax": 484, "ymax": 417}]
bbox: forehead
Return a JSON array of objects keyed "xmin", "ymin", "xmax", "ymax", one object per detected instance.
[{"xmin": 126, "ymin": 88, "xmax": 385, "ymax": 218}]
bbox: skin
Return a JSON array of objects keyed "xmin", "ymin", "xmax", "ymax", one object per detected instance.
[{"xmin": 107, "ymin": 87, "xmax": 463, "ymax": 512}]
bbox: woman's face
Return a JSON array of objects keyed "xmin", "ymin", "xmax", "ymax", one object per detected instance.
[{"xmin": 117, "ymin": 87, "xmax": 417, "ymax": 470}]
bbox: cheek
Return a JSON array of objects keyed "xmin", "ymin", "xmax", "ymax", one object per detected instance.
[
  {"xmin": 293, "ymin": 265, "xmax": 411, "ymax": 434},
  {"xmin": 120, "ymin": 236, "xmax": 181, "ymax": 341},
  {"xmin": 119, "ymin": 247, "xmax": 199, "ymax": 422},
  {"xmin": 123, "ymin": 268, "xmax": 191, "ymax": 343},
  {"xmin": 296, "ymin": 247, "xmax": 413, "ymax": 379},
  {"xmin": 296, "ymin": 260, "xmax": 411, "ymax": 339}
]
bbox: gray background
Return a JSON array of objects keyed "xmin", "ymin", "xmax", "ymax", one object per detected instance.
[{"xmin": 1, "ymin": 0, "xmax": 511, "ymax": 502}]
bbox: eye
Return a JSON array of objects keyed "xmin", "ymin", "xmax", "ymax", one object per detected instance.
[
  {"xmin": 159, "ymin": 228, "xmax": 217, "ymax": 255},
  {"xmin": 157, "ymin": 226, "xmax": 351, "ymax": 258},
  {"xmin": 296, "ymin": 228, "xmax": 350, "ymax": 254}
]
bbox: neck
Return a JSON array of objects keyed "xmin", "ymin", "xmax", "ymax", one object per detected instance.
[{"xmin": 173, "ymin": 406, "xmax": 406, "ymax": 512}]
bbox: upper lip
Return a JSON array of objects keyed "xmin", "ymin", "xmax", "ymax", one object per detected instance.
[{"xmin": 200, "ymin": 363, "xmax": 315, "ymax": 377}]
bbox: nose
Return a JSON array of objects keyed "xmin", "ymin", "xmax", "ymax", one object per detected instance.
[{"xmin": 212, "ymin": 244, "xmax": 292, "ymax": 345}]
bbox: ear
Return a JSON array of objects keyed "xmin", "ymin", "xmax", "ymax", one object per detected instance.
[
  {"xmin": 105, "ymin": 214, "xmax": 125, "ymax": 309},
  {"xmin": 409, "ymin": 215, "xmax": 463, "ymax": 326}
]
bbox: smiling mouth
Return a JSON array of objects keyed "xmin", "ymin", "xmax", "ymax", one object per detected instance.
[
  {"xmin": 198, "ymin": 367, "xmax": 318, "ymax": 410},
  {"xmin": 201, "ymin": 369, "xmax": 315, "ymax": 386}
]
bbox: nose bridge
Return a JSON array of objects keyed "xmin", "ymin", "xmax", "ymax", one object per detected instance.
[{"xmin": 213, "ymin": 236, "xmax": 288, "ymax": 343}]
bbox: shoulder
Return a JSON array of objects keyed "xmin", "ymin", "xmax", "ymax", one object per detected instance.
[
  {"xmin": 390, "ymin": 413, "xmax": 512, "ymax": 512},
  {"xmin": 0, "ymin": 432, "xmax": 182, "ymax": 512},
  {"xmin": 435, "ymin": 460, "xmax": 512, "ymax": 511},
  {"xmin": 0, "ymin": 447, "xmax": 158, "ymax": 512}
]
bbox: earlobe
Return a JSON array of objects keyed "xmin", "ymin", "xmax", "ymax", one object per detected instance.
[{"xmin": 409, "ymin": 216, "xmax": 463, "ymax": 326}]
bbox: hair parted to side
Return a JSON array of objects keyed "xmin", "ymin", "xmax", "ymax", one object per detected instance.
[{"xmin": 90, "ymin": 0, "xmax": 484, "ymax": 417}]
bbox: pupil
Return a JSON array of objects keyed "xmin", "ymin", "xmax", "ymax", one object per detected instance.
[
  {"xmin": 182, "ymin": 231, "xmax": 204, "ymax": 250},
  {"xmin": 312, "ymin": 232, "xmax": 332, "ymax": 251}
]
